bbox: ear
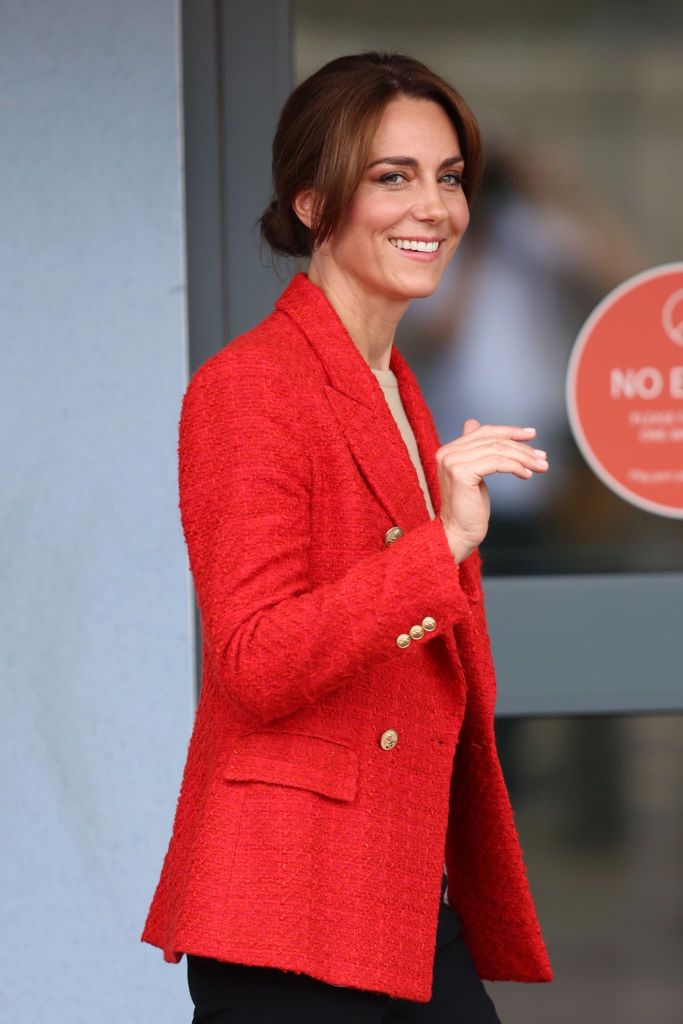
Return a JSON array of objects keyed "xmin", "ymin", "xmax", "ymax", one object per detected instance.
[{"xmin": 292, "ymin": 187, "xmax": 317, "ymax": 230}]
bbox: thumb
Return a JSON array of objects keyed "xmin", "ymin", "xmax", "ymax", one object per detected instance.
[{"xmin": 463, "ymin": 417, "xmax": 481, "ymax": 435}]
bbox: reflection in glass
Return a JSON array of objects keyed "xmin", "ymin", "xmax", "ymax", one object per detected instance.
[
  {"xmin": 491, "ymin": 714, "xmax": 683, "ymax": 1023},
  {"xmin": 296, "ymin": 0, "xmax": 683, "ymax": 574},
  {"xmin": 400, "ymin": 139, "xmax": 682, "ymax": 574}
]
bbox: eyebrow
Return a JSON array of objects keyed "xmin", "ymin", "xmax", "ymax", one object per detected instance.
[{"xmin": 366, "ymin": 154, "xmax": 465, "ymax": 170}]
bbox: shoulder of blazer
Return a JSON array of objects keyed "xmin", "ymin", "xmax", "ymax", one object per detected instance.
[{"xmin": 184, "ymin": 306, "xmax": 323, "ymax": 407}]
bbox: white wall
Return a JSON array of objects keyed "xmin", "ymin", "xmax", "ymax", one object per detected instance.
[{"xmin": 1, "ymin": 2, "xmax": 194, "ymax": 1020}]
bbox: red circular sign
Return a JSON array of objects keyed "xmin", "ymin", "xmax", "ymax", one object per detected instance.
[{"xmin": 566, "ymin": 263, "xmax": 683, "ymax": 519}]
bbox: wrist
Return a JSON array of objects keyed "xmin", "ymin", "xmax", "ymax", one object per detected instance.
[{"xmin": 441, "ymin": 522, "xmax": 474, "ymax": 564}]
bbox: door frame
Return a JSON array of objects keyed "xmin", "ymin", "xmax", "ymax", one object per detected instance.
[{"xmin": 181, "ymin": 0, "xmax": 683, "ymax": 716}]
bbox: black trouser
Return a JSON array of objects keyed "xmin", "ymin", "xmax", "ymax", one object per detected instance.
[{"xmin": 186, "ymin": 875, "xmax": 502, "ymax": 1023}]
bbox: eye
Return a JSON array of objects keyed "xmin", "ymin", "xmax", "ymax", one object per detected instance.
[
  {"xmin": 378, "ymin": 172, "xmax": 407, "ymax": 187},
  {"xmin": 441, "ymin": 173, "xmax": 464, "ymax": 187}
]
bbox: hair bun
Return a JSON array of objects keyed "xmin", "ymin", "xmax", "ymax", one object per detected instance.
[{"xmin": 258, "ymin": 195, "xmax": 310, "ymax": 259}]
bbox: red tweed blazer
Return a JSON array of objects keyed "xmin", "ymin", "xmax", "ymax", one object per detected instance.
[{"xmin": 141, "ymin": 271, "xmax": 553, "ymax": 1002}]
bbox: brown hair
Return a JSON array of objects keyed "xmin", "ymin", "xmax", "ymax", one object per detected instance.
[{"xmin": 257, "ymin": 51, "xmax": 485, "ymax": 261}]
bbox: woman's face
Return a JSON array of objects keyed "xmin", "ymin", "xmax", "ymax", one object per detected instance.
[{"xmin": 314, "ymin": 95, "xmax": 470, "ymax": 302}]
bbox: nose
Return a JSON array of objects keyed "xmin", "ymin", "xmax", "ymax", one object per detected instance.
[{"xmin": 411, "ymin": 180, "xmax": 449, "ymax": 223}]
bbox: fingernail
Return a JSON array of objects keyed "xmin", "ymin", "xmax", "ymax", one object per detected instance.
[
  {"xmin": 522, "ymin": 427, "xmax": 535, "ymax": 433},
  {"xmin": 533, "ymin": 449, "xmax": 547, "ymax": 457}
]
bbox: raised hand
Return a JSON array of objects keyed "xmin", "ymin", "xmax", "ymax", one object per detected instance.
[{"xmin": 436, "ymin": 418, "xmax": 549, "ymax": 562}]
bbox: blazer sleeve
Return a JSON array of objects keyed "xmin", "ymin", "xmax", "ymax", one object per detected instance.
[{"xmin": 179, "ymin": 353, "xmax": 480, "ymax": 725}]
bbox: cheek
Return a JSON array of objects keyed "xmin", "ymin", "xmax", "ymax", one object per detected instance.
[
  {"xmin": 453, "ymin": 197, "xmax": 470, "ymax": 232},
  {"xmin": 342, "ymin": 190, "xmax": 408, "ymax": 239}
]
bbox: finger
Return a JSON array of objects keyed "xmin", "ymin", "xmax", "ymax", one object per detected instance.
[
  {"xmin": 447, "ymin": 438, "xmax": 548, "ymax": 464},
  {"xmin": 438, "ymin": 425, "xmax": 539, "ymax": 458},
  {"xmin": 462, "ymin": 417, "xmax": 481, "ymax": 435},
  {"xmin": 470, "ymin": 456, "xmax": 540, "ymax": 480},
  {"xmin": 444, "ymin": 454, "xmax": 547, "ymax": 480},
  {"xmin": 458, "ymin": 423, "xmax": 537, "ymax": 441}
]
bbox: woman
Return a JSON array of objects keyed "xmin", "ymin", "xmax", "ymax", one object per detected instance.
[{"xmin": 141, "ymin": 51, "xmax": 553, "ymax": 1022}]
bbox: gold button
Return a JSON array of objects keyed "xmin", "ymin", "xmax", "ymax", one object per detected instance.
[
  {"xmin": 409, "ymin": 624, "xmax": 425, "ymax": 640},
  {"xmin": 384, "ymin": 526, "xmax": 404, "ymax": 546},
  {"xmin": 396, "ymin": 633, "xmax": 411, "ymax": 649},
  {"xmin": 379, "ymin": 729, "xmax": 398, "ymax": 750},
  {"xmin": 422, "ymin": 616, "xmax": 436, "ymax": 632}
]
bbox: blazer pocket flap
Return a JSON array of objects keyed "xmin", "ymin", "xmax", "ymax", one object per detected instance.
[{"xmin": 223, "ymin": 730, "xmax": 358, "ymax": 802}]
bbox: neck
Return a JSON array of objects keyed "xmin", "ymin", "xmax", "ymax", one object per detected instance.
[{"xmin": 306, "ymin": 258, "xmax": 409, "ymax": 371}]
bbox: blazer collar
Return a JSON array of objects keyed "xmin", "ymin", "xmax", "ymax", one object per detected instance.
[{"xmin": 275, "ymin": 271, "xmax": 443, "ymax": 532}]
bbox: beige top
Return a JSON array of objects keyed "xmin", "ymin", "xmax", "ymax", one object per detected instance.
[
  {"xmin": 371, "ymin": 366, "xmax": 449, "ymax": 906},
  {"xmin": 371, "ymin": 367, "xmax": 436, "ymax": 519}
]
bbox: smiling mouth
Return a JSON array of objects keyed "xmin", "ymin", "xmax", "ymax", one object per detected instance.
[{"xmin": 388, "ymin": 238, "xmax": 444, "ymax": 253}]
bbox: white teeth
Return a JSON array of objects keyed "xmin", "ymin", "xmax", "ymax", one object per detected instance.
[{"xmin": 389, "ymin": 238, "xmax": 440, "ymax": 252}]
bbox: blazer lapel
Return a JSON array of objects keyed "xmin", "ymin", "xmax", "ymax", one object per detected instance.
[
  {"xmin": 275, "ymin": 272, "xmax": 438, "ymax": 532},
  {"xmin": 274, "ymin": 272, "xmax": 481, "ymax": 620}
]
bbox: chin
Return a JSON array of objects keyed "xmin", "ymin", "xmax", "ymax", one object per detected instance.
[
  {"xmin": 375, "ymin": 271, "xmax": 439, "ymax": 302},
  {"xmin": 402, "ymin": 274, "xmax": 443, "ymax": 300}
]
